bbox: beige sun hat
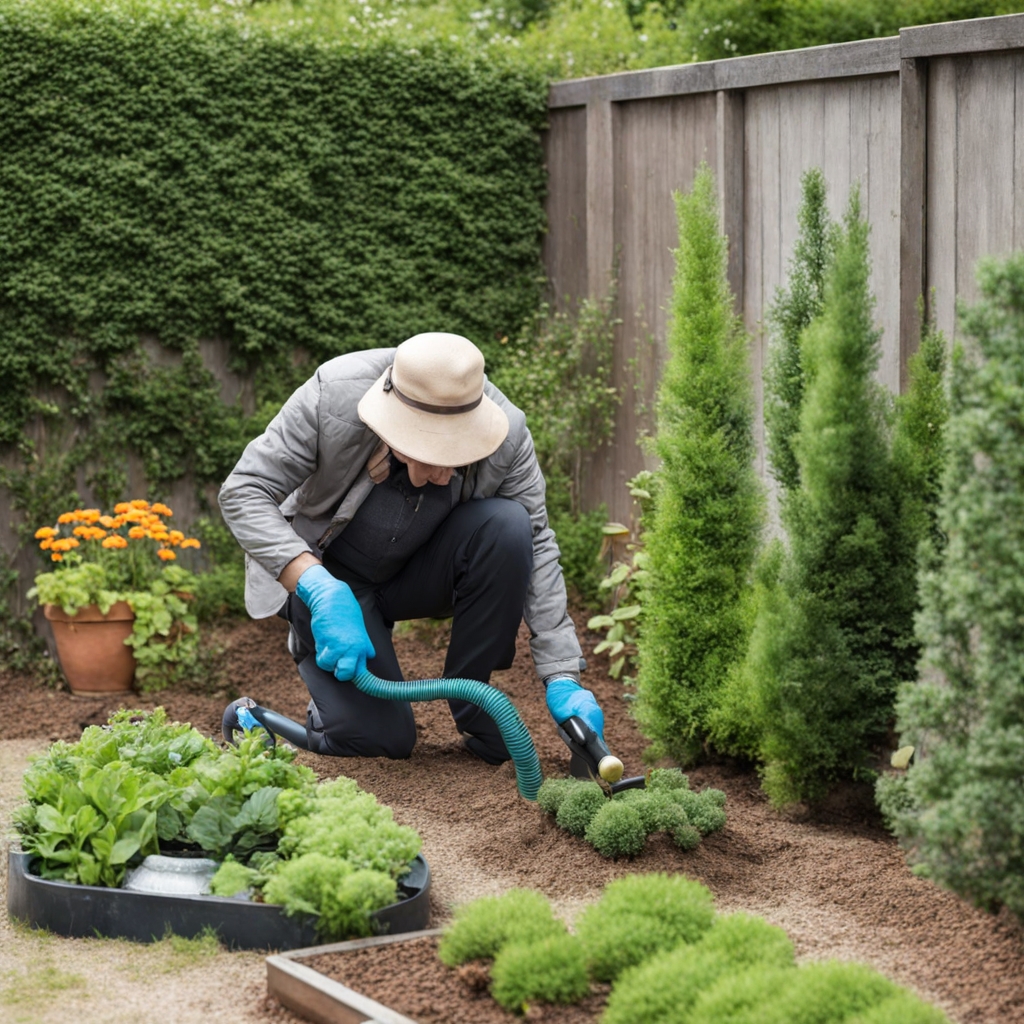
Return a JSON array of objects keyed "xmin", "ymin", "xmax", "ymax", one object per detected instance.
[{"xmin": 357, "ymin": 333, "xmax": 510, "ymax": 467}]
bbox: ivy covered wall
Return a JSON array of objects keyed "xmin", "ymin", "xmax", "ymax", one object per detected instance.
[{"xmin": 0, "ymin": 0, "xmax": 548, "ymax": 615}]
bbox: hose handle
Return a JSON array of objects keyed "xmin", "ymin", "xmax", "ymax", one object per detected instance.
[{"xmin": 559, "ymin": 716, "xmax": 624, "ymax": 784}]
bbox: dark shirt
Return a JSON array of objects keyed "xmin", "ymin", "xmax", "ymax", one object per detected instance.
[{"xmin": 323, "ymin": 457, "xmax": 458, "ymax": 585}]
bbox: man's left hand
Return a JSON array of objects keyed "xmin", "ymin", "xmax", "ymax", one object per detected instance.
[{"xmin": 545, "ymin": 677, "xmax": 605, "ymax": 741}]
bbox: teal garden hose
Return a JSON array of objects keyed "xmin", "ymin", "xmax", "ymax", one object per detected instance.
[{"xmin": 351, "ymin": 668, "xmax": 543, "ymax": 800}]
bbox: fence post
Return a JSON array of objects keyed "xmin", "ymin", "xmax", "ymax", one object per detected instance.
[
  {"xmin": 899, "ymin": 55, "xmax": 928, "ymax": 392},
  {"xmin": 586, "ymin": 97, "xmax": 615, "ymax": 299},
  {"xmin": 716, "ymin": 89, "xmax": 745, "ymax": 316}
]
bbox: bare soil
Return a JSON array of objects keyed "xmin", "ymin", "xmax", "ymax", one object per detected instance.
[
  {"xmin": 304, "ymin": 935, "xmax": 609, "ymax": 1023},
  {"xmin": 3, "ymin": 612, "xmax": 1024, "ymax": 1024}
]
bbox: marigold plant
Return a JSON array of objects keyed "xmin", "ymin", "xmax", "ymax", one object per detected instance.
[{"xmin": 29, "ymin": 500, "xmax": 203, "ymax": 691}]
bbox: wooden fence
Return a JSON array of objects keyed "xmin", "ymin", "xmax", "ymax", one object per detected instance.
[{"xmin": 543, "ymin": 13, "xmax": 1024, "ymax": 525}]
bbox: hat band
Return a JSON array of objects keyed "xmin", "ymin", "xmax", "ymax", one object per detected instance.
[{"xmin": 383, "ymin": 365, "xmax": 483, "ymax": 416}]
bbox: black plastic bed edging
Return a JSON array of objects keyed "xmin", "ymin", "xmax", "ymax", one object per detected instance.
[{"xmin": 6, "ymin": 848, "xmax": 431, "ymax": 950}]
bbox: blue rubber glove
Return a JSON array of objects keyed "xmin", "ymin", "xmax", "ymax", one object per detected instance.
[
  {"xmin": 296, "ymin": 564, "xmax": 376, "ymax": 681},
  {"xmin": 545, "ymin": 677, "xmax": 606, "ymax": 741}
]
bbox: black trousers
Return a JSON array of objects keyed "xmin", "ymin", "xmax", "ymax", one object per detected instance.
[{"xmin": 281, "ymin": 497, "xmax": 533, "ymax": 763}]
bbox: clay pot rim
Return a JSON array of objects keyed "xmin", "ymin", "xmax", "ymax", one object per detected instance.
[{"xmin": 43, "ymin": 601, "xmax": 134, "ymax": 623}]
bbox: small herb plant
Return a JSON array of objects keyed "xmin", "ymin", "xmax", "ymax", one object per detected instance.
[
  {"xmin": 14, "ymin": 709, "xmax": 421, "ymax": 941},
  {"xmin": 586, "ymin": 471, "xmax": 656, "ymax": 682},
  {"xmin": 537, "ymin": 768, "xmax": 726, "ymax": 859},
  {"xmin": 28, "ymin": 501, "xmax": 203, "ymax": 691}
]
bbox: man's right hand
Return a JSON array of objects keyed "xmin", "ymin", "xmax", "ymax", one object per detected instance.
[{"xmin": 295, "ymin": 564, "xmax": 375, "ymax": 681}]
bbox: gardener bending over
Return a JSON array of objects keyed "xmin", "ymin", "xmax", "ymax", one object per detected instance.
[{"xmin": 218, "ymin": 333, "xmax": 606, "ymax": 764}]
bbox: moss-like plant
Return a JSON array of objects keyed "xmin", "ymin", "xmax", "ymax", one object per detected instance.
[
  {"xmin": 536, "ymin": 776, "xmax": 585, "ymax": 816},
  {"xmin": 602, "ymin": 912, "xmax": 795, "ymax": 1024},
  {"xmin": 554, "ymin": 782, "xmax": 607, "ymax": 837},
  {"xmin": 576, "ymin": 874, "xmax": 715, "ymax": 981},
  {"xmin": 675, "ymin": 790, "xmax": 728, "ymax": 835},
  {"xmin": 687, "ymin": 961, "xmax": 899, "ymax": 1024},
  {"xmin": 437, "ymin": 889, "xmax": 565, "ymax": 967},
  {"xmin": 647, "ymin": 767, "xmax": 690, "ymax": 792},
  {"xmin": 490, "ymin": 933, "xmax": 590, "ymax": 1012},
  {"xmin": 584, "ymin": 801, "xmax": 647, "ymax": 858},
  {"xmin": 847, "ymin": 990, "xmax": 952, "ymax": 1024}
]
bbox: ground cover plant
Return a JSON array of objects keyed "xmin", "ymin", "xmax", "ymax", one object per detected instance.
[
  {"xmin": 436, "ymin": 876, "xmax": 951, "ymax": 1021},
  {"xmin": 536, "ymin": 767, "xmax": 726, "ymax": 858},
  {"xmin": 12, "ymin": 708, "xmax": 421, "ymax": 939},
  {"xmin": 881, "ymin": 252, "xmax": 1024, "ymax": 920},
  {"xmin": 633, "ymin": 166, "xmax": 762, "ymax": 764}
]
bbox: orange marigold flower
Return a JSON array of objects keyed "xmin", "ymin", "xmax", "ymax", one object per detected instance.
[
  {"xmin": 151, "ymin": 531, "xmax": 170, "ymax": 542},
  {"xmin": 73, "ymin": 526, "xmax": 90, "ymax": 537},
  {"xmin": 130, "ymin": 499, "xmax": 150, "ymax": 510},
  {"xmin": 83, "ymin": 509, "xmax": 101, "ymax": 523},
  {"xmin": 150, "ymin": 503, "xmax": 173, "ymax": 517},
  {"xmin": 157, "ymin": 548, "xmax": 176, "ymax": 561},
  {"xmin": 128, "ymin": 526, "xmax": 147, "ymax": 540},
  {"xmin": 99, "ymin": 515, "xmax": 116, "ymax": 528},
  {"xmin": 102, "ymin": 535, "xmax": 128, "ymax": 549},
  {"xmin": 114, "ymin": 502, "xmax": 131, "ymax": 514},
  {"xmin": 168, "ymin": 530, "xmax": 184, "ymax": 542},
  {"xmin": 34, "ymin": 527, "xmax": 57, "ymax": 539},
  {"xmin": 51, "ymin": 553, "xmax": 63, "ymax": 562},
  {"xmin": 180, "ymin": 538, "xmax": 201, "ymax": 550},
  {"xmin": 57, "ymin": 512, "xmax": 76, "ymax": 524},
  {"xmin": 66, "ymin": 538, "xmax": 80, "ymax": 549},
  {"xmin": 91, "ymin": 528, "xmax": 108, "ymax": 540},
  {"xmin": 39, "ymin": 539, "xmax": 52, "ymax": 550},
  {"xmin": 111, "ymin": 516, "xmax": 126, "ymax": 528}
]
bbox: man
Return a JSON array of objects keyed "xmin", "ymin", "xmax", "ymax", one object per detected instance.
[{"xmin": 219, "ymin": 331, "xmax": 607, "ymax": 764}]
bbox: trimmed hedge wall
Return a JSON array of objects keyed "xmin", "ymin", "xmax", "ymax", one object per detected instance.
[{"xmin": 0, "ymin": 0, "xmax": 547, "ymax": 477}]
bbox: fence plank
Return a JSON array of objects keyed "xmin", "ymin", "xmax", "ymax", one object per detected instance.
[
  {"xmin": 927, "ymin": 57, "xmax": 958, "ymax": 342},
  {"xmin": 900, "ymin": 57, "xmax": 928, "ymax": 387},
  {"xmin": 543, "ymin": 106, "xmax": 588, "ymax": 310}
]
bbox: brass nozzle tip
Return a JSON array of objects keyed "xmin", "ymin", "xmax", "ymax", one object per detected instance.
[{"xmin": 598, "ymin": 755, "xmax": 624, "ymax": 784}]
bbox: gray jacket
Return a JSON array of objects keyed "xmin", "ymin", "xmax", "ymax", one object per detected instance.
[{"xmin": 218, "ymin": 347, "xmax": 582, "ymax": 681}]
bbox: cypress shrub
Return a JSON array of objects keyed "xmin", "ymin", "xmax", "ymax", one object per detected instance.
[
  {"xmin": 764, "ymin": 167, "xmax": 836, "ymax": 494},
  {"xmin": 634, "ymin": 165, "xmax": 763, "ymax": 762},
  {"xmin": 886, "ymin": 254, "xmax": 1024, "ymax": 919},
  {"xmin": 754, "ymin": 190, "xmax": 919, "ymax": 805}
]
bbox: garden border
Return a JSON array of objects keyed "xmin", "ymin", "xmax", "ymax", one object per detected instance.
[{"xmin": 266, "ymin": 928, "xmax": 443, "ymax": 1024}]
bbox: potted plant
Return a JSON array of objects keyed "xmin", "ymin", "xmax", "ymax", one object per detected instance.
[{"xmin": 28, "ymin": 500, "xmax": 202, "ymax": 695}]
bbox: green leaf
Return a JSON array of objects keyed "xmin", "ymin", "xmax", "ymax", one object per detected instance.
[
  {"xmin": 611, "ymin": 605, "xmax": 641, "ymax": 621},
  {"xmin": 587, "ymin": 615, "xmax": 616, "ymax": 630}
]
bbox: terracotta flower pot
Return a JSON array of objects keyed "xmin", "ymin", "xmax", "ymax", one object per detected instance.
[{"xmin": 43, "ymin": 601, "xmax": 136, "ymax": 697}]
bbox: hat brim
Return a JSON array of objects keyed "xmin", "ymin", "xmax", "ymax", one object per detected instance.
[{"xmin": 357, "ymin": 370, "xmax": 510, "ymax": 467}]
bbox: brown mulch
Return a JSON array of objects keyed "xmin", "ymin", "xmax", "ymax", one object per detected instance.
[
  {"xmin": 3, "ymin": 612, "xmax": 1024, "ymax": 1024},
  {"xmin": 304, "ymin": 936, "xmax": 608, "ymax": 1023}
]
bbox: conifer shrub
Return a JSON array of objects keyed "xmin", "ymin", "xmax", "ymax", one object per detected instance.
[
  {"xmin": 602, "ymin": 912, "xmax": 795, "ymax": 1024},
  {"xmin": 634, "ymin": 165, "xmax": 763, "ymax": 762},
  {"xmin": 554, "ymin": 782, "xmax": 607, "ymax": 837},
  {"xmin": 847, "ymin": 990, "xmax": 952, "ymax": 1024},
  {"xmin": 536, "ymin": 776, "xmax": 585, "ymax": 816},
  {"xmin": 489, "ymin": 933, "xmax": 590, "ymax": 1011},
  {"xmin": 575, "ymin": 874, "xmax": 715, "ymax": 981},
  {"xmin": 750, "ymin": 190, "xmax": 919, "ymax": 805},
  {"xmin": 438, "ymin": 889, "xmax": 565, "ymax": 966},
  {"xmin": 583, "ymin": 801, "xmax": 647, "ymax": 858},
  {"xmin": 764, "ymin": 168, "xmax": 836, "ymax": 495},
  {"xmin": 885, "ymin": 253, "xmax": 1024, "ymax": 918}
]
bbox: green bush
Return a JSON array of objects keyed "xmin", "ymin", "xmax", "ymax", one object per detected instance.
[
  {"xmin": 584, "ymin": 801, "xmax": 647, "ymax": 858},
  {"xmin": 634, "ymin": 165, "xmax": 762, "ymax": 763},
  {"xmin": 554, "ymin": 781, "xmax": 607, "ymax": 837},
  {"xmin": 536, "ymin": 776, "xmax": 586, "ymax": 816},
  {"xmin": 602, "ymin": 913, "xmax": 795, "ymax": 1024},
  {"xmin": 491, "ymin": 292, "xmax": 620, "ymax": 604},
  {"xmin": 752, "ymin": 189, "xmax": 919, "ymax": 805},
  {"xmin": 886, "ymin": 253, "xmax": 1024, "ymax": 918},
  {"xmin": 687, "ymin": 961, "xmax": 898, "ymax": 1024},
  {"xmin": 575, "ymin": 873, "xmax": 715, "ymax": 981},
  {"xmin": 847, "ymin": 990, "xmax": 952, "ymax": 1024},
  {"xmin": 438, "ymin": 889, "xmax": 565, "ymax": 966},
  {"xmin": 490, "ymin": 933, "xmax": 590, "ymax": 1011}
]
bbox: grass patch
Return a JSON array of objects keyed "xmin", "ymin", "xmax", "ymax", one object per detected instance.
[{"xmin": 0, "ymin": 962, "xmax": 87, "ymax": 1005}]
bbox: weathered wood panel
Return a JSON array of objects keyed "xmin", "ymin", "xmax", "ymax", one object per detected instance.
[
  {"xmin": 542, "ymin": 105, "xmax": 588, "ymax": 309},
  {"xmin": 927, "ymin": 52, "xmax": 1022, "ymax": 339},
  {"xmin": 582, "ymin": 92, "xmax": 718, "ymax": 523}
]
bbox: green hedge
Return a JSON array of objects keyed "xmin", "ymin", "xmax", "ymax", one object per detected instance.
[{"xmin": 0, "ymin": 0, "xmax": 547, "ymax": 499}]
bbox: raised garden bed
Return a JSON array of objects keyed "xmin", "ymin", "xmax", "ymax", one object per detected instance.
[
  {"xmin": 7, "ymin": 847, "xmax": 430, "ymax": 950},
  {"xmin": 267, "ymin": 930, "xmax": 608, "ymax": 1024}
]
